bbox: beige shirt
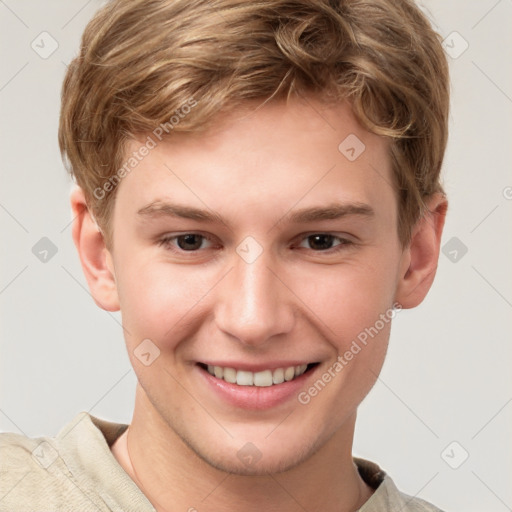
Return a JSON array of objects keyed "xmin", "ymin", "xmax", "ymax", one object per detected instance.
[{"xmin": 0, "ymin": 412, "xmax": 443, "ymax": 511}]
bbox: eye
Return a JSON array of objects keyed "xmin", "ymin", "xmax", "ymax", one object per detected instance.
[
  {"xmin": 298, "ymin": 234, "xmax": 351, "ymax": 251},
  {"xmin": 158, "ymin": 233, "xmax": 215, "ymax": 252}
]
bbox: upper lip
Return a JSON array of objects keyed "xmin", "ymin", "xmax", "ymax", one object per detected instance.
[{"xmin": 198, "ymin": 361, "xmax": 317, "ymax": 372}]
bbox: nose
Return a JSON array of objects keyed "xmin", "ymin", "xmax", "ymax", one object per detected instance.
[{"xmin": 214, "ymin": 252, "xmax": 295, "ymax": 347}]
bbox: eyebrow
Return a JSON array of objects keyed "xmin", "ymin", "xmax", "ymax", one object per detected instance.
[
  {"xmin": 137, "ymin": 201, "xmax": 224, "ymax": 223},
  {"xmin": 285, "ymin": 203, "xmax": 374, "ymax": 223},
  {"xmin": 137, "ymin": 200, "xmax": 375, "ymax": 227}
]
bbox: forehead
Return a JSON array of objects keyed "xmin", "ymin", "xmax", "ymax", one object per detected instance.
[{"xmin": 115, "ymin": 97, "xmax": 396, "ymax": 228}]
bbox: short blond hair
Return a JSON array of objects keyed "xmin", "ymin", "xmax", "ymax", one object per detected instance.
[{"xmin": 59, "ymin": 0, "xmax": 449, "ymax": 246}]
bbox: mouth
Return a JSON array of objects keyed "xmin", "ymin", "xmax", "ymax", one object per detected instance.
[
  {"xmin": 197, "ymin": 362, "xmax": 319, "ymax": 387},
  {"xmin": 196, "ymin": 361, "xmax": 321, "ymax": 410}
]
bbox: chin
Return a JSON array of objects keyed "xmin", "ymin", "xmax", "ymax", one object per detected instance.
[
  {"xmin": 200, "ymin": 448, "xmax": 313, "ymax": 476},
  {"xmin": 182, "ymin": 429, "xmax": 325, "ymax": 476}
]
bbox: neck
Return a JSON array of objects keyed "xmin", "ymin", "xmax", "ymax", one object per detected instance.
[{"xmin": 111, "ymin": 386, "xmax": 373, "ymax": 512}]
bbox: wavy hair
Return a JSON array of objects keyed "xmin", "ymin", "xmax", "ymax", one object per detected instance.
[{"xmin": 59, "ymin": 0, "xmax": 449, "ymax": 246}]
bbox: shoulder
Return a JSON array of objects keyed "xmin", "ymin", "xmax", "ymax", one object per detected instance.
[
  {"xmin": 389, "ymin": 489, "xmax": 446, "ymax": 512},
  {"xmin": 355, "ymin": 458, "xmax": 445, "ymax": 512},
  {"xmin": 0, "ymin": 429, "xmax": 39, "ymax": 466},
  {"xmin": 0, "ymin": 428, "xmax": 62, "ymax": 477},
  {"xmin": 0, "ymin": 412, "xmax": 125, "ymax": 511},
  {"xmin": 0, "ymin": 429, "xmax": 77, "ymax": 510}
]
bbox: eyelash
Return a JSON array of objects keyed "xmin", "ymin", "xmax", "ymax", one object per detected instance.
[{"xmin": 157, "ymin": 232, "xmax": 354, "ymax": 255}]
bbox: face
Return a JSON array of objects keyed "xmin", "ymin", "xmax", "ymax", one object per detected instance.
[{"xmin": 106, "ymin": 97, "xmax": 407, "ymax": 475}]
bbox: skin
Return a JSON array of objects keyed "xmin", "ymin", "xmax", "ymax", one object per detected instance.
[{"xmin": 71, "ymin": 96, "xmax": 447, "ymax": 512}]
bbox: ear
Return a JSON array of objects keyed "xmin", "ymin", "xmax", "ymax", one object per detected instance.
[
  {"xmin": 70, "ymin": 186, "xmax": 120, "ymax": 312},
  {"xmin": 395, "ymin": 193, "xmax": 448, "ymax": 309}
]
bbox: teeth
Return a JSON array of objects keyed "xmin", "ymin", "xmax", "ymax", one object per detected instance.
[
  {"xmin": 223, "ymin": 367, "xmax": 237, "ymax": 384},
  {"xmin": 236, "ymin": 370, "xmax": 254, "ymax": 386},
  {"xmin": 253, "ymin": 370, "xmax": 273, "ymax": 387},
  {"xmin": 284, "ymin": 367, "xmax": 295, "ymax": 381},
  {"xmin": 205, "ymin": 364, "xmax": 309, "ymax": 387},
  {"xmin": 272, "ymin": 368, "xmax": 284, "ymax": 385}
]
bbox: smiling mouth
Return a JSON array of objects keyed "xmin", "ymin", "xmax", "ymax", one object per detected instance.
[{"xmin": 198, "ymin": 363, "xmax": 319, "ymax": 387}]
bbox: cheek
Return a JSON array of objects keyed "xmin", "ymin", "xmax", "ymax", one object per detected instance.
[
  {"xmin": 115, "ymin": 259, "xmax": 217, "ymax": 349},
  {"xmin": 296, "ymin": 265, "xmax": 396, "ymax": 417},
  {"xmin": 319, "ymin": 258, "xmax": 400, "ymax": 403},
  {"xmin": 294, "ymin": 258, "xmax": 399, "ymax": 346}
]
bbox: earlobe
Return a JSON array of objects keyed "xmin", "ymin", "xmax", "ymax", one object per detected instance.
[
  {"xmin": 70, "ymin": 186, "xmax": 120, "ymax": 312},
  {"xmin": 395, "ymin": 193, "xmax": 448, "ymax": 309}
]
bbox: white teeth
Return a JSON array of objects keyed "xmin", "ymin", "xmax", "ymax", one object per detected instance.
[
  {"xmin": 253, "ymin": 370, "xmax": 273, "ymax": 387},
  {"xmin": 272, "ymin": 368, "xmax": 284, "ymax": 384},
  {"xmin": 236, "ymin": 370, "xmax": 254, "ymax": 386},
  {"xmin": 205, "ymin": 363, "xmax": 310, "ymax": 387},
  {"xmin": 223, "ymin": 367, "xmax": 237, "ymax": 384},
  {"xmin": 284, "ymin": 366, "xmax": 295, "ymax": 381}
]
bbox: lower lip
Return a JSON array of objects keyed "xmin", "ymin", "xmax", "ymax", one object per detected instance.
[{"xmin": 196, "ymin": 365, "xmax": 317, "ymax": 410}]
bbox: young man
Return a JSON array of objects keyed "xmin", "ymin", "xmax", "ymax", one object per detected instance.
[{"xmin": 0, "ymin": 0, "xmax": 450, "ymax": 510}]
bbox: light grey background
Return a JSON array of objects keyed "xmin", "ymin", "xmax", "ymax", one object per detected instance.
[{"xmin": 1, "ymin": 1, "xmax": 511, "ymax": 510}]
